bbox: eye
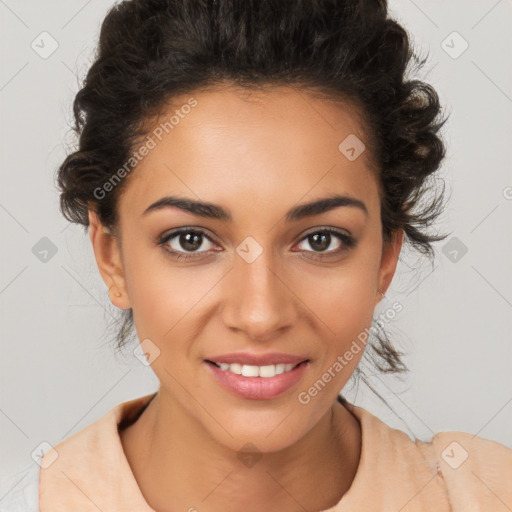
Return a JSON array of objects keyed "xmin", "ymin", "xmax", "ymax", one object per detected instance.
[
  {"xmin": 158, "ymin": 228, "xmax": 219, "ymax": 261},
  {"xmin": 294, "ymin": 228, "xmax": 356, "ymax": 259}
]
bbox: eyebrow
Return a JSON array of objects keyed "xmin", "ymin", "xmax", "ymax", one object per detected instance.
[{"xmin": 142, "ymin": 194, "xmax": 368, "ymax": 222}]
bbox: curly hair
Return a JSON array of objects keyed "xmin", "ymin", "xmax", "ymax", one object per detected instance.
[{"xmin": 56, "ymin": 0, "xmax": 448, "ymax": 387}]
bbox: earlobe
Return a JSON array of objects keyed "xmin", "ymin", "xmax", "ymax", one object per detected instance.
[
  {"xmin": 88, "ymin": 208, "xmax": 131, "ymax": 310},
  {"xmin": 376, "ymin": 229, "xmax": 404, "ymax": 303}
]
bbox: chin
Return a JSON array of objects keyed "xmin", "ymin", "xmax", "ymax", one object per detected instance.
[{"xmin": 198, "ymin": 398, "xmax": 325, "ymax": 454}]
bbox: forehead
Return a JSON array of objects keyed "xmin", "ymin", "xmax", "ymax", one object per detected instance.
[{"xmin": 119, "ymin": 85, "xmax": 379, "ymax": 221}]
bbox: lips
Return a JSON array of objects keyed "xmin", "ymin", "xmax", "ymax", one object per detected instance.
[{"xmin": 204, "ymin": 358, "xmax": 310, "ymax": 400}]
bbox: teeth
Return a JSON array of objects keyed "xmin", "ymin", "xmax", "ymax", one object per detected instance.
[{"xmin": 212, "ymin": 362, "xmax": 299, "ymax": 378}]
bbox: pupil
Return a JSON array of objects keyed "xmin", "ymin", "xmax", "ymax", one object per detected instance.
[
  {"xmin": 181, "ymin": 232, "xmax": 201, "ymax": 251},
  {"xmin": 310, "ymin": 233, "xmax": 330, "ymax": 251}
]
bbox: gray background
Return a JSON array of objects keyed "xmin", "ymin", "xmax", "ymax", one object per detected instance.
[{"xmin": 1, "ymin": 0, "xmax": 511, "ymax": 479}]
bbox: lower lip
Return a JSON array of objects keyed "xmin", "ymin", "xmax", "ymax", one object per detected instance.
[{"xmin": 204, "ymin": 361, "xmax": 309, "ymax": 400}]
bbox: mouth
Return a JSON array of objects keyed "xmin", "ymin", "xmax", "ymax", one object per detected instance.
[{"xmin": 203, "ymin": 358, "xmax": 311, "ymax": 400}]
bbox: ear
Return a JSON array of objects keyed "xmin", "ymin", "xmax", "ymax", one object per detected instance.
[
  {"xmin": 88, "ymin": 208, "xmax": 131, "ymax": 310},
  {"xmin": 376, "ymin": 229, "xmax": 404, "ymax": 305}
]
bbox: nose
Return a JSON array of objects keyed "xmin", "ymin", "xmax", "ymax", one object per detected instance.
[{"xmin": 221, "ymin": 248, "xmax": 298, "ymax": 342}]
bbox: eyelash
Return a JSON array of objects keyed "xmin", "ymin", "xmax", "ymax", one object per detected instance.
[{"xmin": 157, "ymin": 227, "xmax": 356, "ymax": 262}]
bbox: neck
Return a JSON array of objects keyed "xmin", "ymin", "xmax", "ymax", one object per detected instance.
[{"xmin": 120, "ymin": 391, "xmax": 362, "ymax": 512}]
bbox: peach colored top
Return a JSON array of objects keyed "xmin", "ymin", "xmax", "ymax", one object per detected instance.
[{"xmin": 14, "ymin": 392, "xmax": 512, "ymax": 511}]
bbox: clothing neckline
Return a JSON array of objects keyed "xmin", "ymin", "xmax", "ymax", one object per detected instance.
[
  {"xmin": 115, "ymin": 391, "xmax": 363, "ymax": 510},
  {"xmin": 40, "ymin": 392, "xmax": 449, "ymax": 512}
]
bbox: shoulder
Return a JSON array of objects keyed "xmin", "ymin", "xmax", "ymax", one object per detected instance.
[
  {"xmin": 0, "ymin": 463, "xmax": 40, "ymax": 512},
  {"xmin": 416, "ymin": 429, "xmax": 512, "ymax": 511},
  {"xmin": 343, "ymin": 402, "xmax": 512, "ymax": 511},
  {"xmin": 39, "ymin": 394, "xmax": 158, "ymax": 511}
]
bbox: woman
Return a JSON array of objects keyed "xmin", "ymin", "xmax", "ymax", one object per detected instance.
[{"xmin": 1, "ymin": 0, "xmax": 511, "ymax": 511}]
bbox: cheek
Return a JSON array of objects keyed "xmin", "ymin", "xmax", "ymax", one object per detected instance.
[
  {"xmin": 121, "ymin": 239, "xmax": 186, "ymax": 334},
  {"xmin": 296, "ymin": 254, "xmax": 380, "ymax": 336},
  {"xmin": 326, "ymin": 275, "xmax": 377, "ymax": 336},
  {"xmin": 293, "ymin": 267, "xmax": 378, "ymax": 407},
  {"xmin": 123, "ymin": 240, "xmax": 223, "ymax": 344},
  {"xmin": 292, "ymin": 245, "xmax": 381, "ymax": 385}
]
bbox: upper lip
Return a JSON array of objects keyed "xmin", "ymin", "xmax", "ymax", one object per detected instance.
[{"xmin": 205, "ymin": 352, "xmax": 309, "ymax": 366}]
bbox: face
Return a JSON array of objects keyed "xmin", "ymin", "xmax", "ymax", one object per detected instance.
[{"xmin": 89, "ymin": 85, "xmax": 403, "ymax": 452}]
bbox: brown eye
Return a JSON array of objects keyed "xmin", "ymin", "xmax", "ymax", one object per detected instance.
[
  {"xmin": 178, "ymin": 232, "xmax": 203, "ymax": 252},
  {"xmin": 307, "ymin": 232, "xmax": 332, "ymax": 252},
  {"xmin": 295, "ymin": 228, "xmax": 356, "ymax": 258},
  {"xmin": 158, "ymin": 228, "xmax": 218, "ymax": 260}
]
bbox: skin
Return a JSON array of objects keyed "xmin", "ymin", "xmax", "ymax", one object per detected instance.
[{"xmin": 88, "ymin": 85, "xmax": 403, "ymax": 512}]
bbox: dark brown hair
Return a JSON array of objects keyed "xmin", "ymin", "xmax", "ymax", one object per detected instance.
[{"xmin": 56, "ymin": 0, "xmax": 448, "ymax": 392}]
